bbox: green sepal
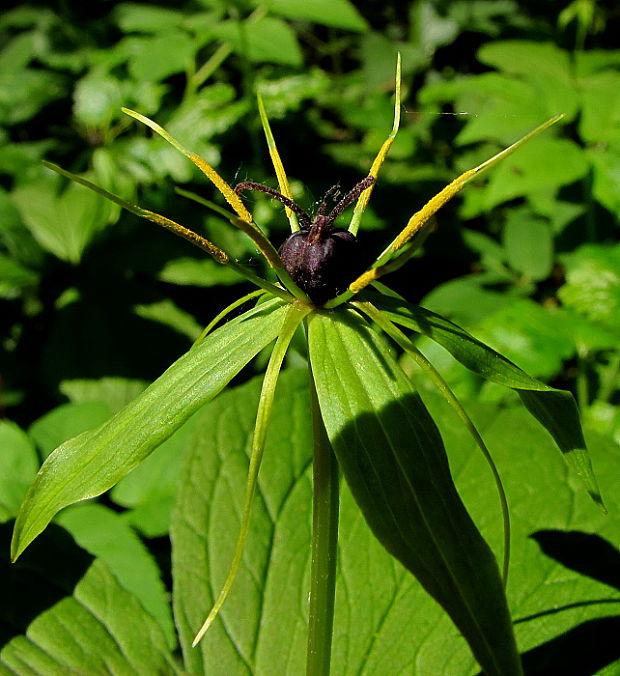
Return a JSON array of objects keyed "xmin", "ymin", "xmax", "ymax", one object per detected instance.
[
  {"xmin": 11, "ymin": 298, "xmax": 290, "ymax": 561},
  {"xmin": 308, "ymin": 308, "xmax": 523, "ymax": 676},
  {"xmin": 367, "ymin": 287, "xmax": 605, "ymax": 510}
]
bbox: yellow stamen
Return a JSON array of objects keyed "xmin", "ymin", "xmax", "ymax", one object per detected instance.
[
  {"xmin": 349, "ymin": 53, "xmax": 401, "ymax": 236},
  {"xmin": 122, "ymin": 108, "xmax": 253, "ymax": 224},
  {"xmin": 391, "ymin": 169, "xmax": 476, "ymax": 251}
]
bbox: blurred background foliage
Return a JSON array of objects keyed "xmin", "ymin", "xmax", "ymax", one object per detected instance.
[
  {"xmin": 2, "ymin": 1, "xmax": 620, "ymax": 672},
  {"xmin": 1, "ymin": 0, "xmax": 620, "ymax": 548}
]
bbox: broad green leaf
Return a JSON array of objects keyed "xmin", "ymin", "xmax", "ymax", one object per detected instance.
[
  {"xmin": 421, "ymin": 73, "xmax": 546, "ymax": 143},
  {"xmin": 420, "ymin": 393, "xmax": 620, "ymax": 675},
  {"xmin": 578, "ymin": 70, "xmax": 620, "ymax": 145},
  {"xmin": 250, "ymin": 0, "xmax": 367, "ymax": 31},
  {"xmin": 369, "ymin": 290, "xmax": 546, "ymax": 390},
  {"xmin": 56, "ymin": 503, "xmax": 176, "ymax": 649},
  {"xmin": 11, "ymin": 298, "xmax": 290, "ymax": 560},
  {"xmin": 0, "ymin": 32, "xmax": 36, "ymax": 71},
  {"xmin": 73, "ymin": 73, "xmax": 123, "ymax": 128},
  {"xmin": 12, "ymin": 180, "xmax": 113, "ymax": 263},
  {"xmin": 111, "ymin": 406, "xmax": 203, "ymax": 536},
  {"xmin": 559, "ymin": 244, "xmax": 620, "ymax": 334},
  {"xmin": 167, "ymin": 84, "xmax": 249, "ymax": 148},
  {"xmin": 588, "ymin": 147, "xmax": 620, "ymax": 218},
  {"xmin": 159, "ymin": 256, "xmax": 245, "ymax": 287},
  {"xmin": 421, "ymin": 275, "xmax": 508, "ymax": 325},
  {"xmin": 0, "ymin": 527, "xmax": 179, "ymax": 675},
  {"xmin": 0, "ymin": 69, "xmax": 65, "ymax": 126},
  {"xmin": 0, "ymin": 253, "xmax": 37, "ymax": 299},
  {"xmin": 502, "ymin": 208, "xmax": 553, "ymax": 281},
  {"xmin": 368, "ymin": 291, "xmax": 603, "ymax": 509},
  {"xmin": 127, "ymin": 32, "xmax": 197, "ymax": 82},
  {"xmin": 59, "ymin": 377, "xmax": 149, "ymax": 414},
  {"xmin": 308, "ymin": 309, "xmax": 522, "ymax": 676},
  {"xmin": 483, "ymin": 138, "xmax": 588, "ymax": 211},
  {"xmin": 476, "ymin": 299, "xmax": 576, "ymax": 380},
  {"xmin": 134, "ymin": 299, "xmax": 203, "ymax": 340},
  {"xmin": 169, "ymin": 367, "xmax": 620, "ymax": 675},
  {"xmin": 255, "ymin": 70, "xmax": 331, "ymax": 119},
  {"xmin": 114, "ymin": 3, "xmax": 188, "ymax": 33},
  {"xmin": 477, "ymin": 41, "xmax": 578, "ymax": 118},
  {"xmin": 574, "ymin": 49, "xmax": 620, "ymax": 77},
  {"xmin": 0, "ymin": 421, "xmax": 38, "ymax": 521},
  {"xmin": 210, "ymin": 17, "xmax": 303, "ymax": 67}
]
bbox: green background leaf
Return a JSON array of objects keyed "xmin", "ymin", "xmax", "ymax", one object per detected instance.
[
  {"xmin": 170, "ymin": 368, "xmax": 620, "ymax": 674},
  {"xmin": 0, "ymin": 529, "xmax": 179, "ymax": 675}
]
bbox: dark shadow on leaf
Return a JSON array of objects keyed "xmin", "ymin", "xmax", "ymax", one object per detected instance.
[
  {"xmin": 0, "ymin": 521, "xmax": 93, "ymax": 648},
  {"xmin": 520, "ymin": 616, "xmax": 620, "ymax": 676},
  {"xmin": 484, "ymin": 530, "xmax": 620, "ymax": 676},
  {"xmin": 330, "ymin": 392, "xmax": 525, "ymax": 675},
  {"xmin": 529, "ymin": 530, "xmax": 620, "ymax": 591}
]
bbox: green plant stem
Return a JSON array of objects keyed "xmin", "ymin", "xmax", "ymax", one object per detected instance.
[
  {"xmin": 576, "ymin": 350, "xmax": 590, "ymax": 410},
  {"xmin": 306, "ymin": 363, "xmax": 340, "ymax": 676}
]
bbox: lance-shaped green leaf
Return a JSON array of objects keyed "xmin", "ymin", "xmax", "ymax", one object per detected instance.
[
  {"xmin": 11, "ymin": 298, "xmax": 291, "ymax": 561},
  {"xmin": 368, "ymin": 288, "xmax": 604, "ymax": 510},
  {"xmin": 308, "ymin": 309, "xmax": 523, "ymax": 676}
]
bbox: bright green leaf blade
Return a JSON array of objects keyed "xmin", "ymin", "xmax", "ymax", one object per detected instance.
[
  {"xmin": 308, "ymin": 309, "xmax": 522, "ymax": 676},
  {"xmin": 56, "ymin": 503, "xmax": 176, "ymax": 649},
  {"xmin": 559, "ymin": 243, "xmax": 620, "ymax": 333},
  {"xmin": 503, "ymin": 210, "xmax": 553, "ymax": 281},
  {"xmin": 0, "ymin": 534, "xmax": 179, "ymax": 675},
  {"xmin": 369, "ymin": 289, "xmax": 546, "ymax": 389},
  {"xmin": 249, "ymin": 0, "xmax": 368, "ymax": 30},
  {"xmin": 517, "ymin": 389, "xmax": 603, "ymax": 507},
  {"xmin": 191, "ymin": 302, "xmax": 308, "ymax": 646},
  {"xmin": 11, "ymin": 298, "xmax": 290, "ymax": 561},
  {"xmin": 210, "ymin": 16, "xmax": 303, "ymax": 67},
  {"xmin": 127, "ymin": 32, "xmax": 197, "ymax": 82},
  {"xmin": 12, "ymin": 179, "xmax": 113, "ymax": 263},
  {"xmin": 0, "ymin": 421, "xmax": 38, "ymax": 520},
  {"xmin": 59, "ymin": 376, "xmax": 149, "ymax": 414},
  {"xmin": 415, "ymin": 391, "xmax": 620, "ymax": 674},
  {"xmin": 0, "ymin": 252, "xmax": 38, "ymax": 298},
  {"xmin": 115, "ymin": 4, "xmax": 187, "ymax": 33},
  {"xmin": 28, "ymin": 401, "xmax": 112, "ymax": 459},
  {"xmin": 370, "ymin": 290, "xmax": 604, "ymax": 510}
]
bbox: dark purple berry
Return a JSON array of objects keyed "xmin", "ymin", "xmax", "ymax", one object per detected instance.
[
  {"xmin": 235, "ymin": 175, "xmax": 375, "ymax": 305},
  {"xmin": 279, "ymin": 225, "xmax": 360, "ymax": 304}
]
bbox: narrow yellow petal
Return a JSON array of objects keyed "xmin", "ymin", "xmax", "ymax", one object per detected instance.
[
  {"xmin": 42, "ymin": 161, "xmax": 228, "ymax": 263},
  {"xmin": 349, "ymin": 53, "xmax": 402, "ymax": 236},
  {"xmin": 391, "ymin": 169, "xmax": 476, "ymax": 251},
  {"xmin": 257, "ymin": 91, "xmax": 299, "ymax": 232},
  {"xmin": 384, "ymin": 114, "xmax": 566, "ymax": 258},
  {"xmin": 189, "ymin": 153, "xmax": 253, "ymax": 224}
]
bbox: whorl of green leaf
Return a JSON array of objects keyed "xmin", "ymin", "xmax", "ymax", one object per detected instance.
[{"xmin": 11, "ymin": 299, "xmax": 291, "ymax": 561}]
